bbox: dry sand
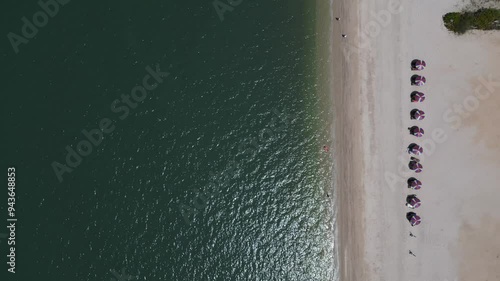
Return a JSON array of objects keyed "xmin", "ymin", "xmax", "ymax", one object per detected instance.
[{"xmin": 331, "ymin": 0, "xmax": 500, "ymax": 280}]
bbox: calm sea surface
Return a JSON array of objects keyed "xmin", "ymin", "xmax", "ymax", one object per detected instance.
[{"xmin": 1, "ymin": 1, "xmax": 336, "ymax": 280}]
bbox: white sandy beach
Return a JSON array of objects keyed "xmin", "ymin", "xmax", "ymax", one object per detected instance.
[{"xmin": 332, "ymin": 0, "xmax": 500, "ymax": 280}]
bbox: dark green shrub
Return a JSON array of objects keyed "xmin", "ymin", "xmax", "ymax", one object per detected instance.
[{"xmin": 443, "ymin": 8, "xmax": 500, "ymax": 34}]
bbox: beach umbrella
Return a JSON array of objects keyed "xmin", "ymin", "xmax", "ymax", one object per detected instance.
[
  {"xmin": 409, "ymin": 161, "xmax": 423, "ymax": 173},
  {"xmin": 411, "ymin": 91, "xmax": 426, "ymax": 102},
  {"xmin": 406, "ymin": 195, "xmax": 421, "ymax": 209},
  {"xmin": 411, "ymin": 75, "xmax": 426, "ymax": 86},
  {"xmin": 411, "ymin": 59, "xmax": 426, "ymax": 70},
  {"xmin": 407, "ymin": 143, "xmax": 423, "ymax": 155},
  {"xmin": 407, "ymin": 177, "xmax": 422, "ymax": 190},
  {"xmin": 410, "ymin": 109, "xmax": 425, "ymax": 120},
  {"xmin": 407, "ymin": 212, "xmax": 422, "ymax": 226},
  {"xmin": 409, "ymin": 126, "xmax": 424, "ymax": 137}
]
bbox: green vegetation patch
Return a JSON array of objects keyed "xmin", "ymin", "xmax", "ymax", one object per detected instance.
[{"xmin": 443, "ymin": 8, "xmax": 500, "ymax": 34}]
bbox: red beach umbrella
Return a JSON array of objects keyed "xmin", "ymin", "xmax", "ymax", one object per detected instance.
[
  {"xmin": 411, "ymin": 59, "xmax": 426, "ymax": 70},
  {"xmin": 411, "ymin": 91, "xmax": 426, "ymax": 102},
  {"xmin": 409, "ymin": 126, "xmax": 424, "ymax": 137},
  {"xmin": 411, "ymin": 109, "xmax": 425, "ymax": 120},
  {"xmin": 406, "ymin": 195, "xmax": 421, "ymax": 209},
  {"xmin": 407, "ymin": 212, "xmax": 422, "ymax": 226},
  {"xmin": 407, "ymin": 177, "xmax": 422, "ymax": 190},
  {"xmin": 407, "ymin": 143, "xmax": 423, "ymax": 155},
  {"xmin": 409, "ymin": 161, "xmax": 423, "ymax": 173},
  {"xmin": 411, "ymin": 75, "xmax": 426, "ymax": 86}
]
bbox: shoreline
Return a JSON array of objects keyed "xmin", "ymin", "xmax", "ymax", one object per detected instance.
[{"xmin": 328, "ymin": 0, "xmax": 366, "ymax": 280}]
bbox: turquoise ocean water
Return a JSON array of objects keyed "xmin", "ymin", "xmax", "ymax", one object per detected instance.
[{"xmin": 1, "ymin": 0, "xmax": 336, "ymax": 280}]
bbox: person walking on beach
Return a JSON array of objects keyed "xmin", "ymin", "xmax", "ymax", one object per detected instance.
[
  {"xmin": 409, "ymin": 250, "xmax": 416, "ymax": 257},
  {"xmin": 409, "ymin": 232, "xmax": 416, "ymax": 238},
  {"xmin": 342, "ymin": 34, "xmax": 347, "ymax": 38}
]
